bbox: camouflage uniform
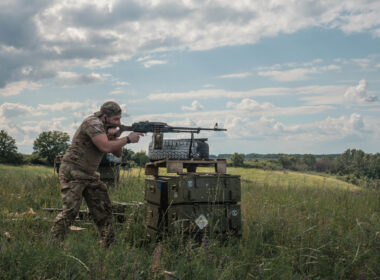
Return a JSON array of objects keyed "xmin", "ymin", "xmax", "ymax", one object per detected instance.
[{"xmin": 50, "ymin": 107, "xmax": 118, "ymax": 247}]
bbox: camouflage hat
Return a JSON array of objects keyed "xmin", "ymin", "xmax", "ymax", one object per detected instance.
[{"xmin": 95, "ymin": 101, "xmax": 122, "ymax": 117}]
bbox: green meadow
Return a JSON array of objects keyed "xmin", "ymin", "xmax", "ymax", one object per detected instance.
[{"xmin": 0, "ymin": 164, "xmax": 379, "ymax": 279}]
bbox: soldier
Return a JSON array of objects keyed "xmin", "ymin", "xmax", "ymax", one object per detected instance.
[{"xmin": 50, "ymin": 101, "xmax": 143, "ymax": 247}]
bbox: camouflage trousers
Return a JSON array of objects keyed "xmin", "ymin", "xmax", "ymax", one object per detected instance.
[{"xmin": 50, "ymin": 163, "xmax": 115, "ymax": 247}]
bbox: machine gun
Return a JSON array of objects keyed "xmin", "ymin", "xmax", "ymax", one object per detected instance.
[{"xmin": 106, "ymin": 121, "xmax": 226, "ymax": 152}]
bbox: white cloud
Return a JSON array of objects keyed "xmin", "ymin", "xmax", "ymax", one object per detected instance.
[
  {"xmin": 1, "ymin": 0, "xmax": 380, "ymax": 89},
  {"xmin": 37, "ymin": 101, "xmax": 85, "ymax": 112},
  {"xmin": 224, "ymin": 116, "xmax": 295, "ymax": 140},
  {"xmin": 0, "ymin": 102, "xmax": 44, "ymax": 119},
  {"xmin": 136, "ymin": 100, "xmax": 332, "ymax": 124},
  {"xmin": 351, "ymin": 58, "xmax": 371, "ymax": 69},
  {"xmin": 344, "ymin": 79, "xmax": 378, "ymax": 103},
  {"xmin": 320, "ymin": 64, "xmax": 341, "ymax": 71},
  {"xmin": 148, "ymin": 85, "xmax": 347, "ymax": 101},
  {"xmin": 108, "ymin": 89, "xmax": 124, "ymax": 95},
  {"xmin": 56, "ymin": 72, "xmax": 105, "ymax": 87},
  {"xmin": 0, "ymin": 81, "xmax": 42, "ymax": 96},
  {"xmin": 148, "ymin": 88, "xmax": 288, "ymax": 101},
  {"xmin": 218, "ymin": 72, "xmax": 251, "ymax": 79},
  {"xmin": 181, "ymin": 100, "xmax": 204, "ymax": 111},
  {"xmin": 223, "ymin": 113, "xmax": 369, "ymax": 142},
  {"xmin": 142, "ymin": 60, "xmax": 168, "ymax": 68},
  {"xmin": 337, "ymin": 6, "xmax": 380, "ymax": 34},
  {"xmin": 115, "ymin": 81, "xmax": 130, "ymax": 86},
  {"xmin": 226, "ymin": 98, "xmax": 333, "ymax": 117},
  {"xmin": 21, "ymin": 118, "xmax": 67, "ymax": 134},
  {"xmin": 258, "ymin": 63, "xmax": 341, "ymax": 82},
  {"xmin": 258, "ymin": 68, "xmax": 318, "ymax": 81},
  {"xmin": 203, "ymin": 84, "xmax": 215, "ymax": 88},
  {"xmin": 137, "ymin": 55, "xmax": 153, "ymax": 62},
  {"xmin": 304, "ymin": 113, "xmax": 367, "ymax": 142},
  {"xmin": 227, "ymin": 98, "xmax": 275, "ymax": 112}
]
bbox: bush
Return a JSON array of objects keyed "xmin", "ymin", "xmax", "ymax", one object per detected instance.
[
  {"xmin": 22, "ymin": 154, "xmax": 48, "ymax": 165},
  {"xmin": 231, "ymin": 153, "xmax": 244, "ymax": 167}
]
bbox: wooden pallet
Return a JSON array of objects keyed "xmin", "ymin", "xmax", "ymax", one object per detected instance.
[{"xmin": 145, "ymin": 158, "xmax": 227, "ymax": 176}]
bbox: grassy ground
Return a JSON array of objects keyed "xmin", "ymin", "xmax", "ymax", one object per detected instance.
[{"xmin": 0, "ymin": 164, "xmax": 379, "ymax": 279}]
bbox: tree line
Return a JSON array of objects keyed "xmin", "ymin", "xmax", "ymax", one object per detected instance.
[
  {"xmin": 228, "ymin": 151, "xmax": 380, "ymax": 188},
  {"xmin": 0, "ymin": 129, "xmax": 149, "ymax": 167},
  {"xmin": 1, "ymin": 129, "xmax": 379, "ymax": 185}
]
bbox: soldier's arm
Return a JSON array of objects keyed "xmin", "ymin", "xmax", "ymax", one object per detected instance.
[
  {"xmin": 91, "ymin": 134, "xmax": 128, "ymax": 153},
  {"xmin": 91, "ymin": 132, "xmax": 143, "ymax": 154},
  {"xmin": 112, "ymin": 147, "xmax": 123, "ymax": 158}
]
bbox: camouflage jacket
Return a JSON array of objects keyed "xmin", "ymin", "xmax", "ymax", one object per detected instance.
[{"xmin": 62, "ymin": 114, "xmax": 105, "ymax": 174}]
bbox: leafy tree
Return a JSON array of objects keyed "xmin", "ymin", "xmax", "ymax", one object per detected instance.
[
  {"xmin": 131, "ymin": 151, "xmax": 149, "ymax": 167},
  {"xmin": 231, "ymin": 152, "xmax": 244, "ymax": 167},
  {"xmin": 33, "ymin": 131, "xmax": 70, "ymax": 165},
  {"xmin": 0, "ymin": 130, "xmax": 23, "ymax": 164},
  {"xmin": 315, "ymin": 156, "xmax": 336, "ymax": 172},
  {"xmin": 301, "ymin": 154, "xmax": 316, "ymax": 170},
  {"xmin": 369, "ymin": 154, "xmax": 380, "ymax": 179},
  {"xmin": 121, "ymin": 148, "xmax": 136, "ymax": 168},
  {"xmin": 279, "ymin": 155, "xmax": 294, "ymax": 169},
  {"xmin": 122, "ymin": 148, "xmax": 135, "ymax": 161}
]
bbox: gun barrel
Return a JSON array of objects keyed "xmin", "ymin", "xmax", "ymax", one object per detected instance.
[
  {"xmin": 170, "ymin": 126, "xmax": 227, "ymax": 132},
  {"xmin": 106, "ymin": 122, "xmax": 227, "ymax": 134}
]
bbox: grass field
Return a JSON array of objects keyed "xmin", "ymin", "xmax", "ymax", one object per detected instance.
[{"xmin": 0, "ymin": 164, "xmax": 379, "ymax": 279}]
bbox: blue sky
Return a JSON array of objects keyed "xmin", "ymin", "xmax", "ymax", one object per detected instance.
[{"xmin": 1, "ymin": 0, "xmax": 379, "ymax": 155}]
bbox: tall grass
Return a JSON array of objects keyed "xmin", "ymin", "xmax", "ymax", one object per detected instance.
[{"xmin": 0, "ymin": 164, "xmax": 379, "ymax": 279}]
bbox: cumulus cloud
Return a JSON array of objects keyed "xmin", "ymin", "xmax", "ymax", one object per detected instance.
[
  {"xmin": 227, "ymin": 98, "xmax": 275, "ymax": 112},
  {"xmin": 142, "ymin": 60, "xmax": 168, "ymax": 68},
  {"xmin": 55, "ymin": 72, "xmax": 105, "ymax": 87},
  {"xmin": 181, "ymin": 100, "xmax": 204, "ymax": 111},
  {"xmin": 37, "ymin": 101, "xmax": 85, "ymax": 112},
  {"xmin": 258, "ymin": 68, "xmax": 319, "ymax": 81},
  {"xmin": 224, "ymin": 116, "xmax": 296, "ymax": 140},
  {"xmin": 1, "ymin": 0, "xmax": 380, "ymax": 90},
  {"xmin": 0, "ymin": 102, "xmax": 44, "ymax": 119},
  {"xmin": 344, "ymin": 79, "xmax": 378, "ymax": 103},
  {"xmin": 0, "ymin": 81, "xmax": 42, "ymax": 96},
  {"xmin": 258, "ymin": 61, "xmax": 341, "ymax": 82},
  {"xmin": 148, "ymin": 88, "xmax": 286, "ymax": 101},
  {"xmin": 218, "ymin": 72, "xmax": 251, "ymax": 79},
  {"xmin": 148, "ymin": 85, "xmax": 347, "ymax": 101},
  {"xmin": 203, "ymin": 84, "xmax": 215, "ymax": 88},
  {"xmin": 108, "ymin": 89, "xmax": 124, "ymax": 95},
  {"xmin": 115, "ymin": 81, "xmax": 130, "ymax": 86},
  {"xmin": 223, "ymin": 113, "xmax": 369, "ymax": 142},
  {"xmin": 296, "ymin": 80, "xmax": 378, "ymax": 105}
]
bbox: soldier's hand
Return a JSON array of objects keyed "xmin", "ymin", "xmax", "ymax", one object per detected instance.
[{"xmin": 128, "ymin": 132, "xmax": 144, "ymax": 143}]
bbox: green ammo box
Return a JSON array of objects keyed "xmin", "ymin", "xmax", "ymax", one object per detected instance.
[
  {"xmin": 144, "ymin": 203, "xmax": 165, "ymax": 230},
  {"xmin": 167, "ymin": 203, "xmax": 241, "ymax": 235},
  {"xmin": 144, "ymin": 178, "xmax": 169, "ymax": 205},
  {"xmin": 144, "ymin": 174, "xmax": 241, "ymax": 205},
  {"xmin": 146, "ymin": 226, "xmax": 161, "ymax": 242}
]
